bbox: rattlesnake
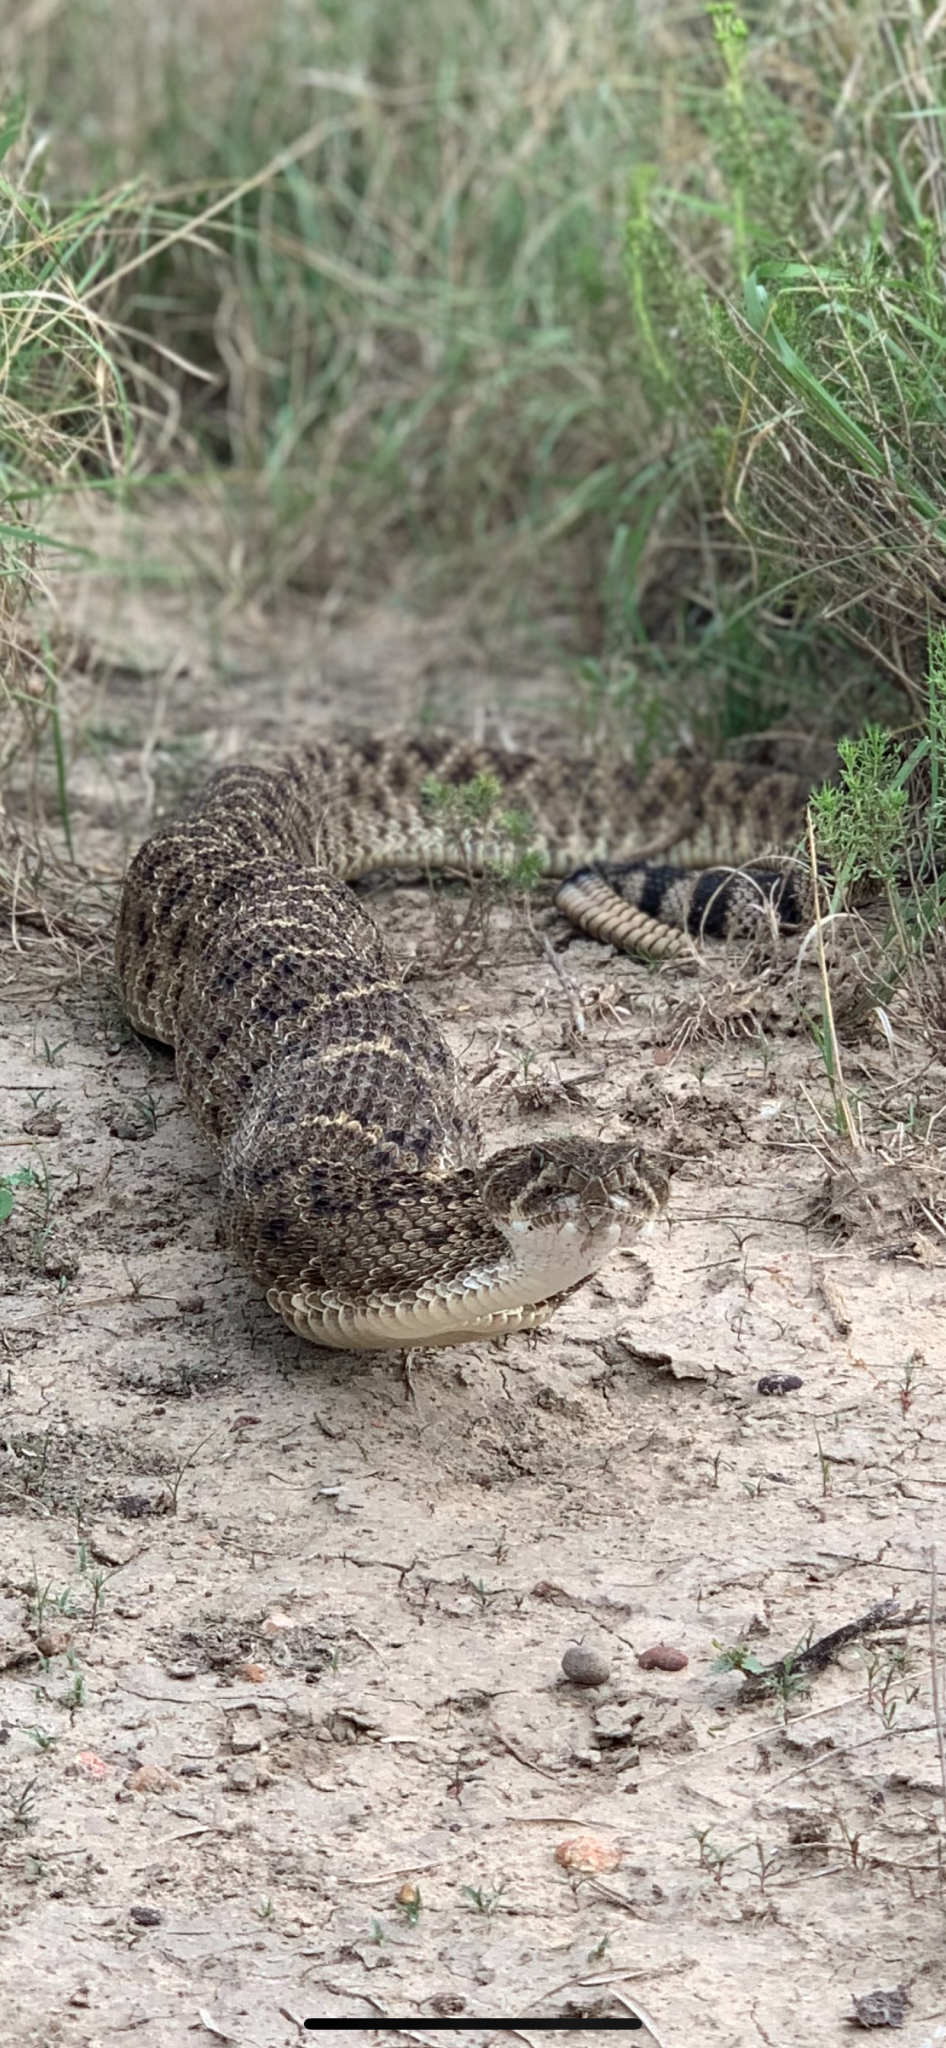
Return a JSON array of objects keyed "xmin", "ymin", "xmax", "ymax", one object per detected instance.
[{"xmin": 116, "ymin": 734, "xmax": 810, "ymax": 1351}]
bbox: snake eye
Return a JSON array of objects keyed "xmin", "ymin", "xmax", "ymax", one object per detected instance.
[{"xmin": 529, "ymin": 1146, "xmax": 546, "ymax": 1175}]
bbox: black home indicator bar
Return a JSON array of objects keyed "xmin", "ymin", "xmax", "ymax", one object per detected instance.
[{"xmin": 304, "ymin": 2021, "xmax": 643, "ymax": 2033}]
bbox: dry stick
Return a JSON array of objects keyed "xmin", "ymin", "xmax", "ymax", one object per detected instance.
[
  {"xmin": 741, "ymin": 1596, "xmax": 900, "ymax": 1699},
  {"xmin": 323, "ymin": 2000, "xmax": 533, "ymax": 2048},
  {"xmin": 610, "ymin": 1989, "xmax": 666, "ymax": 2047},
  {"xmin": 817, "ymin": 1266, "xmax": 852, "ymax": 1336},
  {"xmin": 621, "ymin": 1646, "xmax": 933, "ymax": 1810},
  {"xmin": 540, "ymin": 933, "xmax": 586, "ymax": 1039},
  {"xmin": 805, "ymin": 809, "xmax": 860, "ymax": 1147},
  {"xmin": 928, "ymin": 1545, "xmax": 946, "ymax": 1891},
  {"xmin": 917, "ymin": 1199, "xmax": 946, "ymax": 1245},
  {"xmin": 297, "ymin": 1996, "xmax": 431, "ymax": 2048},
  {"xmin": 752, "ymin": 1719, "xmax": 941, "ymax": 1805},
  {"xmin": 510, "ymin": 1970, "xmax": 674, "ymax": 2048},
  {"xmin": 137, "ymin": 653, "xmax": 188, "ymax": 827},
  {"xmin": 489, "ymin": 1718, "xmax": 563, "ymax": 1782},
  {"xmin": 83, "ymin": 114, "xmax": 363, "ymax": 304}
]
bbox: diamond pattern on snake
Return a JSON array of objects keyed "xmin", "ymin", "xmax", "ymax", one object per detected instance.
[{"xmin": 115, "ymin": 734, "xmax": 810, "ymax": 1351}]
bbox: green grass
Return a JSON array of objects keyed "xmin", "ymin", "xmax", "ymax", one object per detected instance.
[
  {"xmin": 23, "ymin": 1, "xmax": 665, "ymax": 624},
  {"xmin": 0, "ymin": 1165, "xmax": 38, "ymax": 1224},
  {"xmin": 811, "ymin": 629, "xmax": 946, "ymax": 914},
  {"xmin": 0, "ymin": 114, "xmax": 145, "ymax": 793},
  {"xmin": 0, "ymin": 0, "xmax": 945, "ymax": 760},
  {"xmin": 0, "ymin": 105, "xmax": 221, "ymax": 897},
  {"xmin": 622, "ymin": 2, "xmax": 946, "ymax": 714}
]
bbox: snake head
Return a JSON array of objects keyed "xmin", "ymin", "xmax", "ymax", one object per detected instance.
[{"xmin": 478, "ymin": 1136, "xmax": 669, "ymax": 1238}]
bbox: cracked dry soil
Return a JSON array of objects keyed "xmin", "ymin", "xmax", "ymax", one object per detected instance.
[{"xmin": 1, "ymin": 551, "xmax": 945, "ymax": 2047}]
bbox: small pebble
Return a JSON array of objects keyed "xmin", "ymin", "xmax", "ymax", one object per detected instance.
[
  {"xmin": 109, "ymin": 1114, "xmax": 152, "ymax": 1142},
  {"xmin": 228, "ymin": 1759, "xmax": 259, "ymax": 1793},
  {"xmin": 561, "ymin": 1644, "xmax": 611, "ymax": 1688},
  {"xmin": 115, "ymin": 1494, "xmax": 157, "ymax": 1519},
  {"xmin": 73, "ymin": 1752, "xmax": 109, "ymax": 1780},
  {"xmin": 638, "ymin": 1644, "xmax": 688, "ymax": 1673},
  {"xmin": 125, "ymin": 1763, "xmax": 180, "ymax": 1794},
  {"xmin": 848, "ymin": 1988, "xmax": 909, "ymax": 2030},
  {"xmin": 757, "ymin": 1373, "xmax": 803, "ymax": 1396},
  {"xmin": 88, "ymin": 1531, "xmax": 133, "ymax": 1568},
  {"xmin": 35, "ymin": 1628, "xmax": 73, "ymax": 1659},
  {"xmin": 230, "ymin": 1725, "xmax": 262, "ymax": 1755},
  {"xmin": 554, "ymin": 1833, "xmax": 622, "ymax": 1874},
  {"xmin": 43, "ymin": 1253, "xmax": 79, "ymax": 1282},
  {"xmin": 130, "ymin": 1906, "xmax": 162, "ymax": 1928},
  {"xmin": 262, "ymin": 1610, "xmax": 296, "ymax": 1637},
  {"xmin": 22, "ymin": 1111, "xmax": 62, "ymax": 1138}
]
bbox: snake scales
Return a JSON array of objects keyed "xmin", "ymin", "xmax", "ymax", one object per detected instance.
[{"xmin": 115, "ymin": 735, "xmax": 810, "ymax": 1350}]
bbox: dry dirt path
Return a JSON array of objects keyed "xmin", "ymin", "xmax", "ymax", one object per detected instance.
[{"xmin": 0, "ymin": 552, "xmax": 944, "ymax": 2046}]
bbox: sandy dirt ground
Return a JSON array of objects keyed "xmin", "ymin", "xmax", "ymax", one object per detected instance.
[{"xmin": 1, "ymin": 526, "xmax": 945, "ymax": 2048}]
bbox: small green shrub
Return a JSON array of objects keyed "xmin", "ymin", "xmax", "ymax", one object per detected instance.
[{"xmin": 0, "ymin": 1165, "xmax": 38, "ymax": 1224}]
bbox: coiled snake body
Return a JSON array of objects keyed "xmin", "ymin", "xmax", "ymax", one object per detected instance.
[{"xmin": 116, "ymin": 736, "xmax": 809, "ymax": 1350}]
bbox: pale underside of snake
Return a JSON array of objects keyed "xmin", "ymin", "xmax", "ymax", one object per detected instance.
[{"xmin": 115, "ymin": 735, "xmax": 811, "ymax": 1351}]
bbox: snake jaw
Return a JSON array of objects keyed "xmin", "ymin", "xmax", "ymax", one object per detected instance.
[
  {"xmin": 272, "ymin": 1210, "xmax": 628, "ymax": 1351},
  {"xmin": 268, "ymin": 1140, "xmax": 669, "ymax": 1350},
  {"xmin": 470, "ymin": 1133, "xmax": 670, "ymax": 1323},
  {"xmin": 493, "ymin": 1209, "xmax": 624, "ymax": 1308}
]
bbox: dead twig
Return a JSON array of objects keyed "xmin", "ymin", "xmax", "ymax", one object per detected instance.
[
  {"xmin": 540, "ymin": 932, "xmax": 586, "ymax": 1039},
  {"xmin": 927, "ymin": 1546, "xmax": 946, "ymax": 1881},
  {"xmin": 804, "ymin": 808, "xmax": 860, "ymax": 1148},
  {"xmin": 742, "ymin": 1597, "xmax": 902, "ymax": 1699},
  {"xmin": 817, "ymin": 1267, "xmax": 853, "ymax": 1336},
  {"xmin": 489, "ymin": 1718, "xmax": 563, "ymax": 1782}
]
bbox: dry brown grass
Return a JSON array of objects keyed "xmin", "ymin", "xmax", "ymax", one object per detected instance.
[{"xmin": 0, "ymin": 0, "xmax": 934, "ymax": 738}]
